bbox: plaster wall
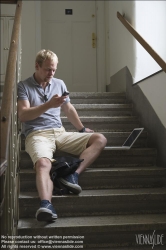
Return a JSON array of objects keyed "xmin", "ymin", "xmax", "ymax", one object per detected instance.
[
  {"xmin": 108, "ymin": 1, "xmax": 166, "ymax": 129},
  {"xmin": 1, "ymin": 3, "xmax": 15, "ymax": 15},
  {"xmin": 21, "ymin": 0, "xmax": 41, "ymax": 80}
]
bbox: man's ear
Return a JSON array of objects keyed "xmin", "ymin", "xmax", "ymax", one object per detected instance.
[{"xmin": 35, "ymin": 62, "xmax": 39, "ymax": 70}]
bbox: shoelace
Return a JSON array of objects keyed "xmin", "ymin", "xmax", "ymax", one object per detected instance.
[{"xmin": 72, "ymin": 175, "xmax": 76, "ymax": 184}]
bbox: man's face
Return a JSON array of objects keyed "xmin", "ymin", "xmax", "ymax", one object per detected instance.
[{"xmin": 36, "ymin": 59, "xmax": 57, "ymax": 82}]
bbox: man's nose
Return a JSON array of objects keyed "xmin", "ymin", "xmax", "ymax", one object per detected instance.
[{"xmin": 49, "ymin": 71, "xmax": 54, "ymax": 76}]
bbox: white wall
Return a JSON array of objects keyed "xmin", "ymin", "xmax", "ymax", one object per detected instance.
[
  {"xmin": 139, "ymin": 72, "xmax": 166, "ymax": 128},
  {"xmin": 108, "ymin": 0, "xmax": 166, "ymax": 83},
  {"xmin": 108, "ymin": 0, "xmax": 166, "ymax": 128},
  {"xmin": 108, "ymin": 1, "xmax": 136, "ymax": 79},
  {"xmin": 21, "ymin": 0, "xmax": 41, "ymax": 80},
  {"xmin": 134, "ymin": 1, "xmax": 166, "ymax": 83},
  {"xmin": 1, "ymin": 4, "xmax": 15, "ymax": 16}
]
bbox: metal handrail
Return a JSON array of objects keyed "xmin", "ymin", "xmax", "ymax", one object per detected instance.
[
  {"xmin": 117, "ymin": 11, "xmax": 166, "ymax": 73},
  {"xmin": 0, "ymin": 0, "xmax": 22, "ymax": 175}
]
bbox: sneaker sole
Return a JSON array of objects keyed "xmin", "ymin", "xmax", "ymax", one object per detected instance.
[
  {"xmin": 36, "ymin": 208, "xmax": 58, "ymax": 222},
  {"xmin": 59, "ymin": 178, "xmax": 82, "ymax": 194}
]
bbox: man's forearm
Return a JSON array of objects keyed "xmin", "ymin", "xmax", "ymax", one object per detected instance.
[
  {"xmin": 18, "ymin": 95, "xmax": 66, "ymax": 122},
  {"xmin": 18, "ymin": 102, "xmax": 51, "ymax": 122},
  {"xmin": 64, "ymin": 105, "xmax": 84, "ymax": 131}
]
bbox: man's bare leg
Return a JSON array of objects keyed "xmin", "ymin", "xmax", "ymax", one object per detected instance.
[
  {"xmin": 59, "ymin": 133, "xmax": 107, "ymax": 193},
  {"xmin": 76, "ymin": 133, "xmax": 107, "ymax": 174},
  {"xmin": 35, "ymin": 158, "xmax": 57, "ymax": 221},
  {"xmin": 35, "ymin": 158, "xmax": 53, "ymax": 202}
]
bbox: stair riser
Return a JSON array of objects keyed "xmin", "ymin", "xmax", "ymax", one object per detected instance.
[
  {"xmin": 19, "ymin": 195, "xmax": 166, "ymax": 218},
  {"xmin": 71, "ymin": 98, "xmax": 127, "ymax": 104},
  {"xmin": 64, "ymin": 104, "xmax": 132, "ymax": 115},
  {"xmin": 19, "ymin": 155, "xmax": 156, "ymax": 169},
  {"xmin": 62, "ymin": 122, "xmax": 139, "ymax": 132},
  {"xmin": 69, "ymin": 92, "xmax": 126, "ymax": 98},
  {"xmin": 62, "ymin": 110, "xmax": 132, "ymax": 116},
  {"xmin": 18, "ymin": 228, "xmax": 166, "ymax": 249},
  {"xmin": 20, "ymin": 174, "xmax": 165, "ymax": 192},
  {"xmin": 94, "ymin": 156, "xmax": 156, "ymax": 166},
  {"xmin": 61, "ymin": 116, "xmax": 139, "ymax": 131}
]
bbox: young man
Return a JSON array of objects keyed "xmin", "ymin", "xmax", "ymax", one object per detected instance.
[{"xmin": 17, "ymin": 49, "xmax": 107, "ymax": 222}]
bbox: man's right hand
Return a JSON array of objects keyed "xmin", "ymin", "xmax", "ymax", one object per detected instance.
[{"xmin": 48, "ymin": 94, "xmax": 67, "ymax": 108}]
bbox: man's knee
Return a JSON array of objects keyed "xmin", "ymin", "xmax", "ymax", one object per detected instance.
[
  {"xmin": 88, "ymin": 133, "xmax": 107, "ymax": 149},
  {"xmin": 35, "ymin": 157, "xmax": 52, "ymax": 173}
]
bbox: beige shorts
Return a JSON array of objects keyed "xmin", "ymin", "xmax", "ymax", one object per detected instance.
[{"xmin": 25, "ymin": 127, "xmax": 93, "ymax": 165}]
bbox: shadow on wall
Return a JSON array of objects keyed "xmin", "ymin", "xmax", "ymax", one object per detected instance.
[
  {"xmin": 126, "ymin": 67, "xmax": 166, "ymax": 167},
  {"xmin": 109, "ymin": 1, "xmax": 136, "ymax": 82},
  {"xmin": 108, "ymin": 66, "xmax": 166, "ymax": 167}
]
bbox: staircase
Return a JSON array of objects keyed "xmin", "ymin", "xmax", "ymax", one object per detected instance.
[{"xmin": 18, "ymin": 92, "xmax": 166, "ymax": 249}]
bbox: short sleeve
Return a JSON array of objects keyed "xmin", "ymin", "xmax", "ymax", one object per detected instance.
[
  {"xmin": 17, "ymin": 82, "xmax": 28, "ymax": 100},
  {"xmin": 60, "ymin": 80, "xmax": 70, "ymax": 103}
]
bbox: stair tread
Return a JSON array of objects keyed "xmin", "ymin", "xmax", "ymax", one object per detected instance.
[
  {"xmin": 61, "ymin": 116, "xmax": 138, "ymax": 119},
  {"xmin": 98, "ymin": 131, "xmax": 147, "ymax": 135},
  {"xmin": 18, "ymin": 213, "xmax": 166, "ymax": 229},
  {"xmin": 86, "ymin": 166, "xmax": 165, "ymax": 171},
  {"xmin": 69, "ymin": 92, "xmax": 126, "ymax": 97},
  {"xmin": 72, "ymin": 104, "xmax": 132, "ymax": 108},
  {"xmin": 20, "ymin": 166, "xmax": 166, "ymax": 174},
  {"xmin": 19, "ymin": 187, "xmax": 166, "ymax": 199}
]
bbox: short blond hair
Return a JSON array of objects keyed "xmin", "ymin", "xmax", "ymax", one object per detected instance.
[{"xmin": 35, "ymin": 49, "xmax": 58, "ymax": 66}]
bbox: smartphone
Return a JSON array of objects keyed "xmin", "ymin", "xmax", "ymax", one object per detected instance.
[{"xmin": 62, "ymin": 91, "xmax": 69, "ymax": 96}]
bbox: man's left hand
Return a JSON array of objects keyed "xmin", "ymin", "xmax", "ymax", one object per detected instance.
[{"xmin": 85, "ymin": 128, "xmax": 94, "ymax": 133}]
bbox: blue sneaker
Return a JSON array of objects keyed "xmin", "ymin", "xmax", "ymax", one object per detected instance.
[
  {"xmin": 35, "ymin": 200, "xmax": 58, "ymax": 222},
  {"xmin": 59, "ymin": 172, "xmax": 82, "ymax": 194}
]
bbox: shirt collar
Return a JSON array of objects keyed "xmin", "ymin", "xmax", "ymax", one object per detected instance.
[{"xmin": 31, "ymin": 74, "xmax": 52, "ymax": 86}]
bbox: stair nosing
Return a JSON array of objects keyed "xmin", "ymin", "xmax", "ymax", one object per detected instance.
[
  {"xmin": 19, "ymin": 187, "xmax": 166, "ymax": 199},
  {"xmin": 18, "ymin": 214, "xmax": 166, "ymax": 230}
]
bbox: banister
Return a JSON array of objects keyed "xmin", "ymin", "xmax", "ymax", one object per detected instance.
[
  {"xmin": 0, "ymin": 159, "xmax": 7, "ymax": 176},
  {"xmin": 0, "ymin": 0, "xmax": 22, "ymax": 176},
  {"xmin": 117, "ymin": 11, "xmax": 166, "ymax": 73}
]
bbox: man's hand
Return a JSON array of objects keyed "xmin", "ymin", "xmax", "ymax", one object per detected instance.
[
  {"xmin": 85, "ymin": 128, "xmax": 94, "ymax": 133},
  {"xmin": 48, "ymin": 94, "xmax": 67, "ymax": 108}
]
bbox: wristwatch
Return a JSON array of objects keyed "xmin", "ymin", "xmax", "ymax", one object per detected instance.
[{"xmin": 79, "ymin": 127, "xmax": 86, "ymax": 133}]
